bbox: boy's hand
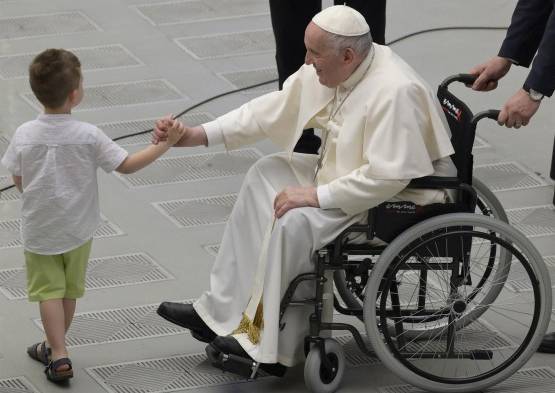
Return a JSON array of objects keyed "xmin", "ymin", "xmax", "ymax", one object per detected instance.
[
  {"xmin": 166, "ymin": 120, "xmax": 186, "ymax": 145},
  {"xmin": 152, "ymin": 114, "xmax": 173, "ymax": 145}
]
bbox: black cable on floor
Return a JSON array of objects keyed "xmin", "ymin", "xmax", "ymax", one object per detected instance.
[
  {"xmin": 113, "ymin": 79, "xmax": 279, "ymax": 141},
  {"xmin": 0, "ymin": 25, "xmax": 508, "ymax": 194},
  {"xmin": 386, "ymin": 26, "xmax": 507, "ymax": 45}
]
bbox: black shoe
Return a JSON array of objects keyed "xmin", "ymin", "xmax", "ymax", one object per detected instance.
[
  {"xmin": 206, "ymin": 336, "xmax": 287, "ymax": 378},
  {"xmin": 538, "ymin": 332, "xmax": 555, "ymax": 353},
  {"xmin": 157, "ymin": 302, "xmax": 216, "ymax": 343}
]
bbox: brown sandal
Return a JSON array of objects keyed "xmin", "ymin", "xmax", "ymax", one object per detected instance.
[
  {"xmin": 26, "ymin": 341, "xmax": 51, "ymax": 365},
  {"xmin": 45, "ymin": 357, "xmax": 73, "ymax": 383}
]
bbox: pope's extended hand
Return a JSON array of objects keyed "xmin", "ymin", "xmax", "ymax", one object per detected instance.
[
  {"xmin": 166, "ymin": 120, "xmax": 186, "ymax": 145},
  {"xmin": 274, "ymin": 186, "xmax": 320, "ymax": 218}
]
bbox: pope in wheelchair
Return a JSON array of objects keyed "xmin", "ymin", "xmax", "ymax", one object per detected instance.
[{"xmin": 154, "ymin": 5, "xmax": 551, "ymax": 393}]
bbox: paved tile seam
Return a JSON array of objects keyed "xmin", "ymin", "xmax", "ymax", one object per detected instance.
[
  {"xmin": 133, "ymin": 0, "xmax": 269, "ymax": 27},
  {"xmin": 0, "ymin": 44, "xmax": 144, "ymax": 79},
  {"xmin": 0, "ymin": 11, "xmax": 103, "ymax": 41},
  {"xmin": 21, "ymin": 79, "xmax": 187, "ymax": 112},
  {"xmin": 174, "ymin": 29, "xmax": 275, "ymax": 60}
]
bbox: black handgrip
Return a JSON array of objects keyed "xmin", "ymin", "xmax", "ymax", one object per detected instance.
[
  {"xmin": 440, "ymin": 73, "xmax": 478, "ymax": 89},
  {"xmin": 471, "ymin": 110, "xmax": 501, "ymax": 126}
]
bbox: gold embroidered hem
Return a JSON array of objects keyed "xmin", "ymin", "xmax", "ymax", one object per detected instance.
[{"xmin": 233, "ymin": 302, "xmax": 264, "ymax": 344}]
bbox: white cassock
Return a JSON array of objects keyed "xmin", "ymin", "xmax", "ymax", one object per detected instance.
[{"xmin": 194, "ymin": 44, "xmax": 456, "ymax": 366}]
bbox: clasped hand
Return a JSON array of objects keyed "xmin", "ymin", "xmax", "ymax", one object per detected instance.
[
  {"xmin": 152, "ymin": 115, "xmax": 188, "ymax": 145},
  {"xmin": 153, "ymin": 114, "xmax": 208, "ymax": 147}
]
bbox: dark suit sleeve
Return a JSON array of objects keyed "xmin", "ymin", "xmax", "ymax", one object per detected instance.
[
  {"xmin": 498, "ymin": 0, "xmax": 555, "ymax": 97},
  {"xmin": 498, "ymin": 0, "xmax": 552, "ymax": 66},
  {"xmin": 524, "ymin": 7, "xmax": 555, "ymax": 96}
]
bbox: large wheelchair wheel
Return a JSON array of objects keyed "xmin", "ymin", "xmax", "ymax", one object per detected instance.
[
  {"xmin": 334, "ymin": 178, "xmax": 510, "ymax": 334},
  {"xmin": 364, "ymin": 213, "xmax": 551, "ymax": 392}
]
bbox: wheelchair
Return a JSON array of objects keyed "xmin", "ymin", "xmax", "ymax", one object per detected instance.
[
  {"xmin": 208, "ymin": 74, "xmax": 551, "ymax": 392},
  {"xmin": 284, "ymin": 74, "xmax": 552, "ymax": 392}
]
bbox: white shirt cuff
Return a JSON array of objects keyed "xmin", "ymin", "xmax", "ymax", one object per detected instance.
[
  {"xmin": 202, "ymin": 120, "xmax": 224, "ymax": 146},
  {"xmin": 317, "ymin": 185, "xmax": 334, "ymax": 209},
  {"xmin": 501, "ymin": 56, "xmax": 518, "ymax": 65}
]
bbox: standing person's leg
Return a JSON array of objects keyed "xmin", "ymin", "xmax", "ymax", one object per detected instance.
[
  {"xmin": 40, "ymin": 238, "xmax": 91, "ymax": 379},
  {"xmin": 62, "ymin": 299, "xmax": 76, "ymax": 332},
  {"xmin": 342, "ymin": 0, "xmax": 387, "ymax": 44},
  {"xmin": 269, "ymin": 0, "xmax": 322, "ymax": 154},
  {"xmin": 39, "ymin": 300, "xmax": 70, "ymax": 369},
  {"xmin": 63, "ymin": 239, "xmax": 92, "ymax": 332},
  {"xmin": 25, "ymin": 251, "xmax": 72, "ymax": 376},
  {"xmin": 269, "ymin": 0, "xmax": 321, "ymax": 88},
  {"xmin": 551, "ymin": 136, "xmax": 555, "ymax": 205}
]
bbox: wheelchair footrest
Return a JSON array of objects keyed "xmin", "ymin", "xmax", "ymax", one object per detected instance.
[
  {"xmin": 206, "ymin": 346, "xmax": 260, "ymax": 379},
  {"xmin": 206, "ymin": 345, "xmax": 261, "ymax": 379},
  {"xmin": 205, "ymin": 344, "xmax": 288, "ymax": 379},
  {"xmin": 220, "ymin": 353, "xmax": 261, "ymax": 379}
]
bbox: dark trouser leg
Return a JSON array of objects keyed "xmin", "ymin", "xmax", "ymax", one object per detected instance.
[
  {"xmin": 551, "ymin": 135, "xmax": 555, "ymax": 205},
  {"xmin": 270, "ymin": 0, "xmax": 322, "ymax": 154},
  {"xmin": 341, "ymin": 0, "xmax": 387, "ymax": 45},
  {"xmin": 269, "ymin": 0, "xmax": 321, "ymax": 88}
]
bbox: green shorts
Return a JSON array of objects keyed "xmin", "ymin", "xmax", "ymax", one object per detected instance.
[{"xmin": 24, "ymin": 239, "xmax": 92, "ymax": 302}]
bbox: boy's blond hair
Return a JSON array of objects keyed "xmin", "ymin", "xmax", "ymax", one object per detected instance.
[{"xmin": 29, "ymin": 49, "xmax": 81, "ymax": 109}]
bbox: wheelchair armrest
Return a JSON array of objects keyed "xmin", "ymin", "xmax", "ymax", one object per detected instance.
[
  {"xmin": 408, "ymin": 176, "xmax": 476, "ymax": 206},
  {"xmin": 408, "ymin": 176, "xmax": 461, "ymax": 189}
]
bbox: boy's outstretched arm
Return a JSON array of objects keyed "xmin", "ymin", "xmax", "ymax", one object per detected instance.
[{"xmin": 116, "ymin": 120, "xmax": 185, "ymax": 174}]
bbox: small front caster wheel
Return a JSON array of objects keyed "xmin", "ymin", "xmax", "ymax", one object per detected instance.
[{"xmin": 304, "ymin": 338, "xmax": 345, "ymax": 393}]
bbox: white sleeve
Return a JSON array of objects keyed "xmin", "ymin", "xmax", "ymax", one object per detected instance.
[
  {"xmin": 327, "ymin": 170, "xmax": 410, "ymax": 215},
  {"xmin": 317, "ymin": 185, "xmax": 334, "ymax": 209},
  {"xmin": 202, "ymin": 120, "xmax": 225, "ymax": 146},
  {"xmin": 0, "ymin": 135, "xmax": 21, "ymax": 176},
  {"xmin": 94, "ymin": 128, "xmax": 129, "ymax": 173}
]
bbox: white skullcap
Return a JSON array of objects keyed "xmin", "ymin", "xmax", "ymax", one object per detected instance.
[{"xmin": 312, "ymin": 5, "xmax": 370, "ymax": 36}]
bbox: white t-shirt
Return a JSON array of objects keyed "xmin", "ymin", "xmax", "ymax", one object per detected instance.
[{"xmin": 1, "ymin": 114, "xmax": 128, "ymax": 255}]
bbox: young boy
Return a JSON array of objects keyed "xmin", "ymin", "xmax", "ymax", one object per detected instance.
[{"xmin": 0, "ymin": 48, "xmax": 185, "ymax": 382}]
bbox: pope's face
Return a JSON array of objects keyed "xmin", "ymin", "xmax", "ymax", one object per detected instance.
[{"xmin": 304, "ymin": 22, "xmax": 349, "ymax": 88}]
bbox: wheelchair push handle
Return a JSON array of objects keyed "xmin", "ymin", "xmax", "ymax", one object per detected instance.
[
  {"xmin": 471, "ymin": 109, "xmax": 501, "ymax": 127},
  {"xmin": 440, "ymin": 73, "xmax": 477, "ymax": 89},
  {"xmin": 439, "ymin": 73, "xmax": 501, "ymax": 125}
]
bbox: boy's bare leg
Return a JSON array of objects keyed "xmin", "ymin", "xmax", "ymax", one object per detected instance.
[
  {"xmin": 63, "ymin": 299, "xmax": 76, "ymax": 332},
  {"xmin": 39, "ymin": 299, "xmax": 70, "ymax": 371}
]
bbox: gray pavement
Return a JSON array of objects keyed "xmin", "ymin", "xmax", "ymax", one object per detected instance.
[{"xmin": 1, "ymin": 0, "xmax": 555, "ymax": 392}]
